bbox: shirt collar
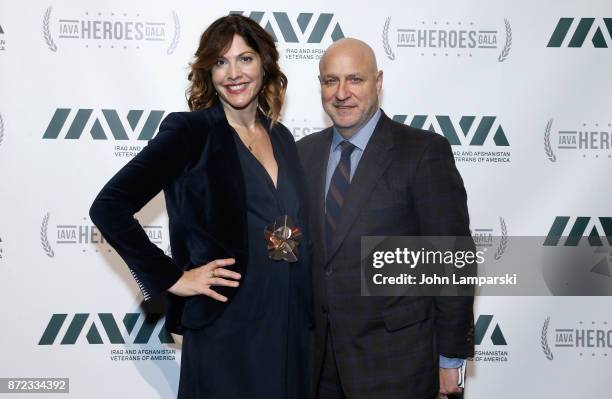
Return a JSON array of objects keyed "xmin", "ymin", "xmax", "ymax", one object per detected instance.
[{"xmin": 331, "ymin": 108, "xmax": 382, "ymax": 152}]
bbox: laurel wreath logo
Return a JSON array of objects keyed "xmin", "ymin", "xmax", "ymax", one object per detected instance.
[
  {"xmin": 382, "ymin": 16, "xmax": 395, "ymax": 61},
  {"xmin": 541, "ymin": 316, "xmax": 554, "ymax": 360},
  {"xmin": 0, "ymin": 113, "xmax": 4, "ymax": 146},
  {"xmin": 41, "ymin": 212, "xmax": 55, "ymax": 258},
  {"xmin": 167, "ymin": 11, "xmax": 180, "ymax": 55},
  {"xmin": 493, "ymin": 216, "xmax": 508, "ymax": 260},
  {"xmin": 497, "ymin": 18, "xmax": 512, "ymax": 62},
  {"xmin": 43, "ymin": 6, "xmax": 57, "ymax": 52},
  {"xmin": 544, "ymin": 118, "xmax": 557, "ymax": 162}
]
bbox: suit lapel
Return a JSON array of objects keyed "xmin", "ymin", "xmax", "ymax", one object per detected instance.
[
  {"xmin": 311, "ymin": 128, "xmax": 333, "ymax": 257},
  {"xmin": 326, "ymin": 114, "xmax": 395, "ymax": 263}
]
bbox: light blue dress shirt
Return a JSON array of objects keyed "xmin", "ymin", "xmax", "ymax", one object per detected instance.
[
  {"xmin": 325, "ymin": 110, "xmax": 381, "ymax": 198},
  {"xmin": 324, "ymin": 109, "xmax": 463, "ymax": 369}
]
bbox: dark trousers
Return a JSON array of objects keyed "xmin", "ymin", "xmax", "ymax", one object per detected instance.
[
  {"xmin": 315, "ymin": 327, "xmax": 347, "ymax": 399},
  {"xmin": 314, "ymin": 326, "xmax": 462, "ymax": 399}
]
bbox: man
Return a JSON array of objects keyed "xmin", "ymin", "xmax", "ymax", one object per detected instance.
[{"xmin": 297, "ymin": 38, "xmax": 474, "ymax": 399}]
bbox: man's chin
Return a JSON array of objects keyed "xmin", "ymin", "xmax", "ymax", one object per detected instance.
[{"xmin": 330, "ymin": 117, "xmax": 359, "ymax": 130}]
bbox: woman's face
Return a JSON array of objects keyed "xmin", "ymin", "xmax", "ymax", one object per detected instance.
[{"xmin": 211, "ymin": 34, "xmax": 264, "ymax": 112}]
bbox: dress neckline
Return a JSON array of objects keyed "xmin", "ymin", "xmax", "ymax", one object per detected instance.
[{"xmin": 231, "ymin": 125, "xmax": 281, "ymax": 192}]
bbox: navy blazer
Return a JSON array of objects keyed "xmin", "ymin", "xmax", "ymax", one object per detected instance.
[{"xmin": 90, "ymin": 103, "xmax": 309, "ymax": 334}]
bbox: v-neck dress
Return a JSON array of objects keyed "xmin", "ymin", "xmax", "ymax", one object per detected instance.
[{"xmin": 177, "ymin": 125, "xmax": 312, "ymax": 399}]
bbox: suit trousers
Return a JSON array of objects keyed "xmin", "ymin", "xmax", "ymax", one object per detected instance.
[{"xmin": 316, "ymin": 323, "xmax": 347, "ymax": 399}]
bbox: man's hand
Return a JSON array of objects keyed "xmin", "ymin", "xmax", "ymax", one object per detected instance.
[{"xmin": 439, "ymin": 367, "xmax": 462, "ymax": 399}]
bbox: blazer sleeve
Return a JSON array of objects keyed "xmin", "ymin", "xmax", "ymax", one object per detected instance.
[
  {"xmin": 411, "ymin": 134, "xmax": 475, "ymax": 359},
  {"xmin": 89, "ymin": 112, "xmax": 194, "ymax": 301}
]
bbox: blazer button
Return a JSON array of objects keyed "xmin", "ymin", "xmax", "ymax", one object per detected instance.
[{"xmin": 325, "ymin": 266, "xmax": 333, "ymax": 276}]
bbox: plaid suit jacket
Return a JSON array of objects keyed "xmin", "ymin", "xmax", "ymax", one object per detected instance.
[{"xmin": 297, "ymin": 111, "xmax": 475, "ymax": 399}]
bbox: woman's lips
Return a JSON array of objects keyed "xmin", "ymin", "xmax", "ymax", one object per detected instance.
[{"xmin": 224, "ymin": 82, "xmax": 249, "ymax": 94}]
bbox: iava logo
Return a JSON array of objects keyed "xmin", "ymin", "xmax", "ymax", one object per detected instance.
[
  {"xmin": 544, "ymin": 119, "xmax": 611, "ymax": 162},
  {"xmin": 544, "ymin": 216, "xmax": 612, "ymax": 247},
  {"xmin": 473, "ymin": 314, "xmax": 509, "ymax": 363},
  {"xmin": 393, "ymin": 114, "xmax": 511, "ymax": 163},
  {"xmin": 541, "ymin": 316, "xmax": 612, "ymax": 361},
  {"xmin": 42, "ymin": 108, "xmax": 166, "ymax": 158},
  {"xmin": 541, "ymin": 217, "xmax": 612, "ymax": 295},
  {"xmin": 547, "ymin": 18, "xmax": 612, "ymax": 48},
  {"xmin": 0, "ymin": 23, "xmax": 6, "ymax": 51},
  {"xmin": 383, "ymin": 17, "xmax": 511, "ymax": 62},
  {"xmin": 42, "ymin": 6, "xmax": 180, "ymax": 53},
  {"xmin": 40, "ymin": 212, "xmax": 166, "ymax": 258},
  {"xmin": 230, "ymin": 11, "xmax": 344, "ymax": 61},
  {"xmin": 39, "ymin": 312, "xmax": 177, "ymax": 363}
]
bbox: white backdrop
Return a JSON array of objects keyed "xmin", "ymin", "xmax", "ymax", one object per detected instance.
[{"xmin": 1, "ymin": 0, "xmax": 611, "ymax": 397}]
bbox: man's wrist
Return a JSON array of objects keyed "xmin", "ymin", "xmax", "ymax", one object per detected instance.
[{"xmin": 439, "ymin": 356, "xmax": 464, "ymax": 369}]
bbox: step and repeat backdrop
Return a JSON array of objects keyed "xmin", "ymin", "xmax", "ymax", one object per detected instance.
[{"xmin": 1, "ymin": 0, "xmax": 611, "ymax": 397}]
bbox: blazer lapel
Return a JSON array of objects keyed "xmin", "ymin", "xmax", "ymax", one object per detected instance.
[
  {"xmin": 326, "ymin": 114, "xmax": 395, "ymax": 263},
  {"xmin": 312, "ymin": 128, "xmax": 333, "ymax": 257},
  {"xmin": 204, "ymin": 104, "xmax": 247, "ymax": 258}
]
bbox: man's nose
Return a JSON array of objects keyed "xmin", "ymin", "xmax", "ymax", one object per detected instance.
[{"xmin": 335, "ymin": 80, "xmax": 350, "ymax": 101}]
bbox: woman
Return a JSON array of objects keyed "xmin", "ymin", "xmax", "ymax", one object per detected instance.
[{"xmin": 89, "ymin": 15, "xmax": 312, "ymax": 399}]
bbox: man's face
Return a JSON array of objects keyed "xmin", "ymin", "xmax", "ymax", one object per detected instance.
[{"xmin": 319, "ymin": 48, "xmax": 382, "ymax": 138}]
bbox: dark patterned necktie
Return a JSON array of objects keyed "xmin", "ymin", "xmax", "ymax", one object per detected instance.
[{"xmin": 325, "ymin": 141, "xmax": 356, "ymax": 248}]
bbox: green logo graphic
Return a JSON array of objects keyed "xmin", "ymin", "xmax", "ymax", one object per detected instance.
[
  {"xmin": 544, "ymin": 217, "xmax": 612, "ymax": 246},
  {"xmin": 230, "ymin": 11, "xmax": 343, "ymax": 43},
  {"xmin": 39, "ymin": 313, "xmax": 174, "ymax": 345},
  {"xmin": 474, "ymin": 314, "xmax": 507, "ymax": 345},
  {"xmin": 393, "ymin": 115, "xmax": 509, "ymax": 146},
  {"xmin": 547, "ymin": 18, "xmax": 612, "ymax": 48},
  {"xmin": 42, "ymin": 109, "xmax": 165, "ymax": 140}
]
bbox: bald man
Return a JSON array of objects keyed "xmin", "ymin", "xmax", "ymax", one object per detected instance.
[{"xmin": 296, "ymin": 38, "xmax": 475, "ymax": 399}]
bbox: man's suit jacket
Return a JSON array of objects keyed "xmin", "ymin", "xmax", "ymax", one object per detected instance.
[
  {"xmin": 90, "ymin": 103, "xmax": 310, "ymax": 334},
  {"xmin": 297, "ymin": 111, "xmax": 474, "ymax": 398}
]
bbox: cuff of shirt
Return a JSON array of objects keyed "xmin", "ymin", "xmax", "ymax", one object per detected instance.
[{"xmin": 439, "ymin": 356, "xmax": 464, "ymax": 368}]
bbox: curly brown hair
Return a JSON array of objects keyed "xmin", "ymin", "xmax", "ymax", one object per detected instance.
[{"xmin": 187, "ymin": 15, "xmax": 287, "ymax": 125}]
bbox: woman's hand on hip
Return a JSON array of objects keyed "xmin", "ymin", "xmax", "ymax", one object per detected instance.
[{"xmin": 168, "ymin": 258, "xmax": 240, "ymax": 301}]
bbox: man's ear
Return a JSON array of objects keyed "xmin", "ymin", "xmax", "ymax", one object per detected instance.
[{"xmin": 376, "ymin": 70, "xmax": 384, "ymax": 95}]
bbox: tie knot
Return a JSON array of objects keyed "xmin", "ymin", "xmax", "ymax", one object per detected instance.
[{"xmin": 339, "ymin": 141, "xmax": 355, "ymax": 158}]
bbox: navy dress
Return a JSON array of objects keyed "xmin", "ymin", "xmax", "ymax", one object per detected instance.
[{"xmin": 178, "ymin": 125, "xmax": 312, "ymax": 399}]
